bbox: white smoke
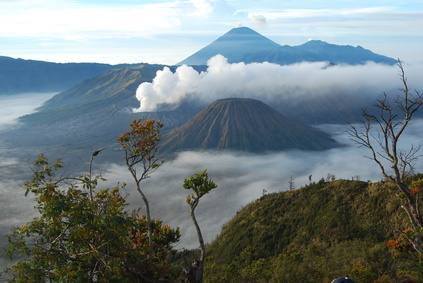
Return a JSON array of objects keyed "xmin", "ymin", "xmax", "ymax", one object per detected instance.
[
  {"xmin": 249, "ymin": 14, "xmax": 267, "ymax": 27},
  {"xmin": 135, "ymin": 64, "xmax": 205, "ymax": 112},
  {"xmin": 134, "ymin": 55, "xmax": 423, "ymax": 112}
]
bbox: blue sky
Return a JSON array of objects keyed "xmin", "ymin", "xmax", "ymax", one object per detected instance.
[{"xmin": 0, "ymin": 0, "xmax": 422, "ymax": 64}]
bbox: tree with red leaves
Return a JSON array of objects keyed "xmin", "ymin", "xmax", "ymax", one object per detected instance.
[{"xmin": 117, "ymin": 118, "xmax": 164, "ymax": 258}]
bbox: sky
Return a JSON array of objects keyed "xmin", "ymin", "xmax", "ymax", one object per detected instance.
[{"xmin": 1, "ymin": 0, "xmax": 422, "ymax": 65}]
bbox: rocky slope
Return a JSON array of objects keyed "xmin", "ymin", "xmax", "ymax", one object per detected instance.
[{"xmin": 161, "ymin": 98, "xmax": 339, "ymax": 153}]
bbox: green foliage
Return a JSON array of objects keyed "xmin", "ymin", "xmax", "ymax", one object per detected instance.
[
  {"xmin": 205, "ymin": 179, "xmax": 412, "ymax": 282},
  {"xmin": 183, "ymin": 170, "xmax": 218, "ymax": 282},
  {"xmin": 184, "ymin": 169, "xmax": 218, "ymax": 207},
  {"xmin": 386, "ymin": 177, "xmax": 423, "ymax": 281},
  {"xmin": 3, "ymin": 154, "xmax": 180, "ymax": 282},
  {"xmin": 117, "ymin": 118, "xmax": 164, "ymax": 170},
  {"xmin": 117, "ymin": 117, "xmax": 165, "ymax": 258}
]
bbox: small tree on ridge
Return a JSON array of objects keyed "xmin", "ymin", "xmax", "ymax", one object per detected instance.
[
  {"xmin": 117, "ymin": 118, "xmax": 164, "ymax": 258},
  {"xmin": 183, "ymin": 169, "xmax": 218, "ymax": 283}
]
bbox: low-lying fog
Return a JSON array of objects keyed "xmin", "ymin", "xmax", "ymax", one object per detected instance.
[
  {"xmin": 0, "ymin": 92, "xmax": 57, "ymax": 131},
  {"xmin": 1, "ymin": 118, "xmax": 423, "ymax": 254},
  {"xmin": 97, "ymin": 120, "xmax": 423, "ymax": 249}
]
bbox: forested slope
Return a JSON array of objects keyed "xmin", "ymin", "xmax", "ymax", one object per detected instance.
[{"xmin": 205, "ymin": 179, "xmax": 411, "ymax": 282}]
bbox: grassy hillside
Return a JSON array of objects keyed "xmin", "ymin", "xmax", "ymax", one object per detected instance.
[
  {"xmin": 0, "ymin": 64, "xmax": 207, "ymax": 160},
  {"xmin": 204, "ymin": 179, "xmax": 412, "ymax": 282},
  {"xmin": 18, "ymin": 64, "xmax": 165, "ymax": 124}
]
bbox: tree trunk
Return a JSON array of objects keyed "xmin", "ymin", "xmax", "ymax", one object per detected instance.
[
  {"xmin": 190, "ymin": 205, "xmax": 204, "ymax": 283},
  {"xmin": 137, "ymin": 184, "xmax": 154, "ymax": 258}
]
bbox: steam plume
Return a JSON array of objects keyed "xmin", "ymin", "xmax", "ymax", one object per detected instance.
[{"xmin": 134, "ymin": 55, "xmax": 423, "ymax": 112}]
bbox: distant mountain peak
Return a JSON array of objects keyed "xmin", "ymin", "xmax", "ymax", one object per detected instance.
[
  {"xmin": 176, "ymin": 27, "xmax": 396, "ymax": 66},
  {"xmin": 211, "ymin": 26, "xmax": 281, "ymax": 49},
  {"xmin": 176, "ymin": 27, "xmax": 282, "ymax": 66},
  {"xmin": 220, "ymin": 26, "xmax": 262, "ymax": 36},
  {"xmin": 215, "ymin": 26, "xmax": 276, "ymax": 42}
]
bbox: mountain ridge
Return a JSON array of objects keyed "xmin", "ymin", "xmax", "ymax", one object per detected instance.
[
  {"xmin": 204, "ymin": 178, "xmax": 409, "ymax": 281},
  {"xmin": 295, "ymin": 39, "xmax": 397, "ymax": 65},
  {"xmin": 1, "ymin": 27, "xmax": 397, "ymax": 96},
  {"xmin": 9, "ymin": 65, "xmax": 202, "ymax": 154},
  {"xmin": 0, "ymin": 56, "xmax": 140, "ymax": 95},
  {"xmin": 177, "ymin": 26, "xmax": 397, "ymax": 66}
]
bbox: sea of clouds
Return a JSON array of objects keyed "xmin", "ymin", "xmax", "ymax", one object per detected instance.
[
  {"xmin": 0, "ymin": 92, "xmax": 57, "ymax": 131},
  {"xmin": 2, "ymin": 121, "xmax": 421, "ymax": 252},
  {"xmin": 96, "ymin": 119, "xmax": 423, "ymax": 249}
]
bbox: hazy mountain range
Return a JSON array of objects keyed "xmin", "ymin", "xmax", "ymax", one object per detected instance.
[
  {"xmin": 0, "ymin": 56, "xmax": 137, "ymax": 95},
  {"xmin": 177, "ymin": 27, "xmax": 397, "ymax": 66},
  {"xmin": 1, "ymin": 27, "xmax": 396, "ymax": 96},
  {"xmin": 0, "ymin": 26, "xmax": 400, "ymax": 157}
]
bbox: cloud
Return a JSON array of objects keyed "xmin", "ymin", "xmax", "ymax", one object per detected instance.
[
  {"xmin": 134, "ymin": 56, "xmax": 423, "ymax": 112},
  {"xmin": 249, "ymin": 14, "xmax": 267, "ymax": 27},
  {"xmin": 0, "ymin": 0, "xmax": 235, "ymax": 39},
  {"xmin": 0, "ymin": 92, "xmax": 57, "ymax": 131},
  {"xmin": 0, "ymin": 157, "xmax": 19, "ymax": 167},
  {"xmin": 2, "ymin": 1, "xmax": 420, "ymax": 40},
  {"xmin": 94, "ymin": 119, "xmax": 423, "ymax": 249},
  {"xmin": 241, "ymin": 7, "xmax": 423, "ymax": 35},
  {"xmin": 1, "ymin": 118, "xmax": 423, "ymax": 254},
  {"xmin": 189, "ymin": 0, "xmax": 216, "ymax": 16}
]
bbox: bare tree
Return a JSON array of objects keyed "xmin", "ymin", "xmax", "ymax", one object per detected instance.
[
  {"xmin": 288, "ymin": 176, "xmax": 295, "ymax": 190},
  {"xmin": 348, "ymin": 60, "xmax": 423, "ymax": 256}
]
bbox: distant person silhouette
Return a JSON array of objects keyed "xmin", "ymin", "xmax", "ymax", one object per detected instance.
[{"xmin": 331, "ymin": 277, "xmax": 356, "ymax": 283}]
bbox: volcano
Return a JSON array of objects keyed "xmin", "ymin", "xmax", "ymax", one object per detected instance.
[
  {"xmin": 176, "ymin": 27, "xmax": 316, "ymax": 66},
  {"xmin": 177, "ymin": 26, "xmax": 396, "ymax": 66},
  {"xmin": 161, "ymin": 98, "xmax": 339, "ymax": 153}
]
